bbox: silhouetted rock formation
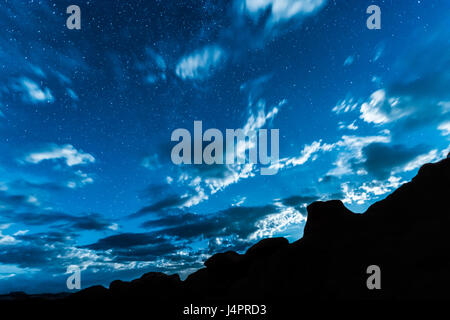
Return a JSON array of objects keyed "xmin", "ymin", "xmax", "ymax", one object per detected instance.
[{"xmin": 2, "ymin": 156, "xmax": 450, "ymax": 308}]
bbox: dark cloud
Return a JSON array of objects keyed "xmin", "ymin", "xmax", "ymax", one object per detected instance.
[
  {"xmin": 361, "ymin": 143, "xmax": 429, "ymax": 180},
  {"xmin": 0, "ymin": 244, "xmax": 56, "ymax": 268},
  {"xmin": 319, "ymin": 174, "xmax": 339, "ymax": 184},
  {"xmin": 141, "ymin": 210, "xmax": 199, "ymax": 228},
  {"xmin": 16, "ymin": 231, "xmax": 73, "ymax": 244},
  {"xmin": 84, "ymin": 232, "xmax": 167, "ymax": 250},
  {"xmin": 130, "ymin": 195, "xmax": 188, "ymax": 218},
  {"xmin": 69, "ymin": 213, "xmax": 115, "ymax": 231},
  {"xmin": 280, "ymin": 195, "xmax": 318, "ymax": 207},
  {"xmin": 9, "ymin": 179, "xmax": 65, "ymax": 192},
  {"xmin": 142, "ymin": 204, "xmax": 280, "ymax": 240},
  {"xmin": 188, "ymin": 163, "xmax": 231, "ymax": 180},
  {"xmin": 206, "ymin": 236, "xmax": 250, "ymax": 254},
  {"xmin": 82, "ymin": 232, "xmax": 181, "ymax": 263},
  {"xmin": 0, "ymin": 190, "xmax": 35, "ymax": 209},
  {"xmin": 111, "ymin": 243, "xmax": 180, "ymax": 262},
  {"xmin": 1, "ymin": 210, "xmax": 115, "ymax": 231},
  {"xmin": 131, "ymin": 187, "xmax": 206, "ymax": 218}
]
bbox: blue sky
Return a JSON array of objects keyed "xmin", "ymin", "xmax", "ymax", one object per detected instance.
[{"xmin": 0, "ymin": 0, "xmax": 449, "ymax": 293}]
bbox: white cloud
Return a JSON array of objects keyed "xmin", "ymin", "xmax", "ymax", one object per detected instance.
[
  {"xmin": 332, "ymin": 97, "xmax": 358, "ymax": 114},
  {"xmin": 250, "ymin": 202, "xmax": 306, "ymax": 240},
  {"xmin": 342, "ymin": 176, "xmax": 405, "ymax": 205},
  {"xmin": 269, "ymin": 139, "xmax": 335, "ymax": 171},
  {"xmin": 239, "ymin": 0, "xmax": 327, "ymax": 27},
  {"xmin": 175, "ymin": 45, "xmax": 227, "ymax": 80},
  {"xmin": 25, "ymin": 144, "xmax": 95, "ymax": 167},
  {"xmin": 0, "ymin": 226, "xmax": 18, "ymax": 245},
  {"xmin": 359, "ymin": 89, "xmax": 391, "ymax": 124},
  {"xmin": 108, "ymin": 223, "xmax": 119, "ymax": 231},
  {"xmin": 438, "ymin": 121, "xmax": 450, "ymax": 136},
  {"xmin": 232, "ymin": 196, "xmax": 247, "ymax": 207},
  {"xmin": 327, "ymin": 133, "xmax": 391, "ymax": 177},
  {"xmin": 338, "ymin": 120, "xmax": 358, "ymax": 131},
  {"xmin": 359, "ymin": 85, "xmax": 448, "ymax": 126},
  {"xmin": 13, "ymin": 230, "xmax": 28, "ymax": 236},
  {"xmin": 19, "ymin": 77, "xmax": 54, "ymax": 103},
  {"xmin": 401, "ymin": 149, "xmax": 439, "ymax": 172},
  {"xmin": 67, "ymin": 170, "xmax": 94, "ymax": 189}
]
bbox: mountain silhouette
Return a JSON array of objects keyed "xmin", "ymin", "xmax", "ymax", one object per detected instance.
[{"xmin": 1, "ymin": 155, "xmax": 449, "ymax": 313}]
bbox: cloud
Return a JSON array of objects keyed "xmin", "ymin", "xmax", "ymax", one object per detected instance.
[
  {"xmin": 0, "ymin": 243, "xmax": 58, "ymax": 268},
  {"xmin": 438, "ymin": 121, "xmax": 450, "ymax": 136},
  {"xmin": 17, "ymin": 77, "xmax": 54, "ymax": 103},
  {"xmin": 25, "ymin": 144, "xmax": 95, "ymax": 167},
  {"xmin": 269, "ymin": 139, "xmax": 335, "ymax": 171},
  {"xmin": 141, "ymin": 193, "xmax": 311, "ymax": 244},
  {"xmin": 249, "ymin": 204, "xmax": 306, "ymax": 240},
  {"xmin": 326, "ymin": 133, "xmax": 391, "ymax": 177},
  {"xmin": 67, "ymin": 170, "xmax": 94, "ymax": 189},
  {"xmin": 175, "ymin": 45, "xmax": 227, "ymax": 80},
  {"xmin": 360, "ymin": 143, "xmax": 430, "ymax": 180},
  {"xmin": 84, "ymin": 233, "xmax": 168, "ymax": 250},
  {"xmin": 343, "ymin": 55, "xmax": 354, "ymax": 66},
  {"xmin": 279, "ymin": 195, "xmax": 318, "ymax": 207},
  {"xmin": 373, "ymin": 42, "xmax": 385, "ymax": 62},
  {"xmin": 359, "ymin": 89, "xmax": 411, "ymax": 125},
  {"xmin": 141, "ymin": 154, "xmax": 162, "ymax": 170},
  {"xmin": 8, "ymin": 179, "xmax": 65, "ymax": 192},
  {"xmin": 236, "ymin": 0, "xmax": 327, "ymax": 32},
  {"xmin": 0, "ymin": 227, "xmax": 17, "ymax": 245},
  {"xmin": 83, "ymin": 233, "xmax": 181, "ymax": 265},
  {"xmin": 1, "ymin": 209, "xmax": 117, "ymax": 232},
  {"xmin": 144, "ymin": 205, "xmax": 281, "ymax": 240},
  {"xmin": 135, "ymin": 48, "xmax": 167, "ymax": 85},
  {"xmin": 169, "ymin": 98, "xmax": 285, "ymax": 205},
  {"xmin": 131, "ymin": 195, "xmax": 191, "ymax": 218},
  {"xmin": 401, "ymin": 149, "xmax": 440, "ymax": 173},
  {"xmin": 338, "ymin": 120, "xmax": 358, "ymax": 131},
  {"xmin": 332, "ymin": 97, "xmax": 358, "ymax": 114},
  {"xmin": 358, "ymin": 30, "xmax": 450, "ymax": 130},
  {"xmin": 0, "ymin": 190, "xmax": 39, "ymax": 210},
  {"xmin": 330, "ymin": 28, "xmax": 450, "ymax": 135},
  {"xmin": 341, "ymin": 176, "xmax": 405, "ymax": 205}
]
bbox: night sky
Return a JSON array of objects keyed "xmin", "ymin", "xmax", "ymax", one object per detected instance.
[{"xmin": 0, "ymin": 0, "xmax": 449, "ymax": 293}]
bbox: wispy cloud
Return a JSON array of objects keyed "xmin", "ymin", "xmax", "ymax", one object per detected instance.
[
  {"xmin": 438, "ymin": 121, "xmax": 450, "ymax": 136},
  {"xmin": 341, "ymin": 176, "xmax": 405, "ymax": 205},
  {"xmin": 17, "ymin": 77, "xmax": 54, "ymax": 103},
  {"xmin": 67, "ymin": 170, "xmax": 94, "ymax": 189},
  {"xmin": 269, "ymin": 139, "xmax": 334, "ymax": 172},
  {"xmin": 343, "ymin": 55, "xmax": 354, "ymax": 66},
  {"xmin": 236, "ymin": 0, "xmax": 327, "ymax": 31},
  {"xmin": 338, "ymin": 120, "xmax": 358, "ymax": 131},
  {"xmin": 25, "ymin": 144, "xmax": 95, "ymax": 167},
  {"xmin": 175, "ymin": 45, "xmax": 227, "ymax": 80},
  {"xmin": 332, "ymin": 97, "xmax": 358, "ymax": 114}
]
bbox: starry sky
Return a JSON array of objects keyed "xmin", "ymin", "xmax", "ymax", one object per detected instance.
[{"xmin": 0, "ymin": 0, "xmax": 449, "ymax": 294}]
